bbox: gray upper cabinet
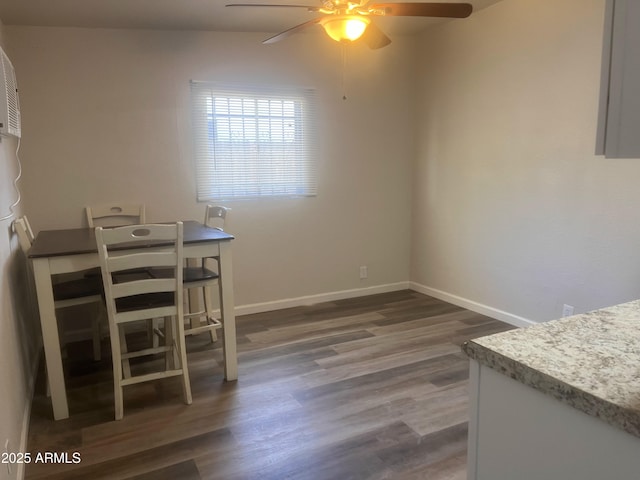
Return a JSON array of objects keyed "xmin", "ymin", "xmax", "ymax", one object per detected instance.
[{"xmin": 596, "ymin": 0, "xmax": 640, "ymax": 158}]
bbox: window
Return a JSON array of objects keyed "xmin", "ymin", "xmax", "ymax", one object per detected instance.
[{"xmin": 190, "ymin": 81, "xmax": 317, "ymax": 200}]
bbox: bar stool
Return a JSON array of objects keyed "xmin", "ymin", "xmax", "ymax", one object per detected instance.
[
  {"xmin": 96, "ymin": 222, "xmax": 192, "ymax": 420},
  {"xmin": 183, "ymin": 205, "xmax": 230, "ymax": 341},
  {"xmin": 13, "ymin": 216, "xmax": 105, "ymax": 361}
]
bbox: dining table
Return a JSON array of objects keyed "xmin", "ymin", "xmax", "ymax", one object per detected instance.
[{"xmin": 28, "ymin": 220, "xmax": 237, "ymax": 420}]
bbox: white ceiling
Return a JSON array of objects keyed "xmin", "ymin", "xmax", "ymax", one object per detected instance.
[{"xmin": 0, "ymin": 1, "xmax": 502, "ymax": 36}]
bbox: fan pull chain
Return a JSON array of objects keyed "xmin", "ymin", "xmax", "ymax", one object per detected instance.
[{"xmin": 341, "ymin": 45, "xmax": 347, "ymax": 101}]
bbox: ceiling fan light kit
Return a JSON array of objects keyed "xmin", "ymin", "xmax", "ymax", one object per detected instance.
[
  {"xmin": 226, "ymin": 2, "xmax": 473, "ymax": 49},
  {"xmin": 320, "ymin": 15, "xmax": 370, "ymax": 42}
]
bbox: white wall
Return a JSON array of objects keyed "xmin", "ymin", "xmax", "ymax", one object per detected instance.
[
  {"xmin": 4, "ymin": 27, "xmax": 415, "ymax": 309},
  {"xmin": 411, "ymin": 0, "xmax": 640, "ymax": 322},
  {"xmin": 0, "ymin": 18, "xmax": 40, "ymax": 480}
]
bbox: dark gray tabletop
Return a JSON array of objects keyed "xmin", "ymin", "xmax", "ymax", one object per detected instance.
[{"xmin": 28, "ymin": 220, "xmax": 234, "ymax": 258}]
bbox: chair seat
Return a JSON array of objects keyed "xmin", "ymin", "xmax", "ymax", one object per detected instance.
[
  {"xmin": 83, "ymin": 266, "xmax": 103, "ymax": 277},
  {"xmin": 150, "ymin": 267, "xmax": 219, "ymax": 283},
  {"xmin": 112, "ymin": 270, "xmax": 156, "ymax": 283},
  {"xmin": 115, "ymin": 292, "xmax": 175, "ymax": 313},
  {"xmin": 86, "ymin": 267, "xmax": 152, "ymax": 278},
  {"xmin": 52, "ymin": 276, "xmax": 103, "ymax": 301}
]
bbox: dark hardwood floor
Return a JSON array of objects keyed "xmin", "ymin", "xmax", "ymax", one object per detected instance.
[{"xmin": 25, "ymin": 290, "xmax": 514, "ymax": 480}]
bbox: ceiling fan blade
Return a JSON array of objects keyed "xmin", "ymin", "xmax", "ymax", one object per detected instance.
[
  {"xmin": 226, "ymin": 3, "xmax": 321, "ymax": 11},
  {"xmin": 368, "ymin": 2, "xmax": 472, "ymax": 18},
  {"xmin": 360, "ymin": 22, "xmax": 392, "ymax": 50},
  {"xmin": 263, "ymin": 18, "xmax": 322, "ymax": 44}
]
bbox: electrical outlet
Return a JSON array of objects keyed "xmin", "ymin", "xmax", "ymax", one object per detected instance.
[
  {"xmin": 359, "ymin": 266, "xmax": 368, "ymax": 280},
  {"xmin": 562, "ymin": 304, "xmax": 575, "ymax": 317}
]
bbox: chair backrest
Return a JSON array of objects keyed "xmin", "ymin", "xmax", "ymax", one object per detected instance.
[
  {"xmin": 86, "ymin": 204, "xmax": 146, "ymax": 228},
  {"xmin": 96, "ymin": 222, "xmax": 184, "ymax": 325},
  {"xmin": 13, "ymin": 216, "xmax": 34, "ymax": 253},
  {"xmin": 204, "ymin": 205, "xmax": 229, "ymax": 231}
]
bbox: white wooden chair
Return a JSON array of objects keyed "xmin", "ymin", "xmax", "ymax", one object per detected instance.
[
  {"xmin": 96, "ymin": 222, "xmax": 192, "ymax": 420},
  {"xmin": 149, "ymin": 205, "xmax": 229, "ymax": 346},
  {"xmin": 86, "ymin": 202, "xmax": 154, "ymax": 341},
  {"xmin": 84, "ymin": 203, "xmax": 147, "ymax": 274},
  {"xmin": 204, "ymin": 205, "xmax": 229, "ymax": 232},
  {"xmin": 182, "ymin": 206, "xmax": 230, "ymax": 342},
  {"xmin": 13, "ymin": 216, "xmax": 105, "ymax": 361},
  {"xmin": 86, "ymin": 203, "xmax": 145, "ymax": 228}
]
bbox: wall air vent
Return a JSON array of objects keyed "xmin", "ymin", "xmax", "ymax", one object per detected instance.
[{"xmin": 0, "ymin": 46, "xmax": 21, "ymax": 138}]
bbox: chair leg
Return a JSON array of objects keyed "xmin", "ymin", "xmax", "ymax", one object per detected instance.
[
  {"xmin": 174, "ymin": 315, "xmax": 192, "ymax": 406},
  {"xmin": 110, "ymin": 323, "xmax": 124, "ymax": 421},
  {"xmin": 217, "ymin": 274, "xmax": 225, "ymax": 327},
  {"xmin": 92, "ymin": 303, "xmax": 103, "ymax": 361},
  {"xmin": 164, "ymin": 317, "xmax": 177, "ymax": 370},
  {"xmin": 119, "ymin": 327, "xmax": 132, "ymax": 379},
  {"xmin": 45, "ymin": 366, "xmax": 51, "ymax": 397},
  {"xmin": 151, "ymin": 318, "xmax": 161, "ymax": 348},
  {"xmin": 186, "ymin": 287, "xmax": 200, "ymax": 333},
  {"xmin": 203, "ymin": 285, "xmax": 218, "ymax": 343}
]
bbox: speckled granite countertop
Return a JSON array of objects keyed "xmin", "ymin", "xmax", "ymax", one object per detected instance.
[{"xmin": 462, "ymin": 300, "xmax": 640, "ymax": 438}]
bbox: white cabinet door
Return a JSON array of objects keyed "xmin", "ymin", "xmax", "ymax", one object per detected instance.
[
  {"xmin": 467, "ymin": 361, "xmax": 640, "ymax": 480},
  {"xmin": 597, "ymin": 0, "xmax": 640, "ymax": 158}
]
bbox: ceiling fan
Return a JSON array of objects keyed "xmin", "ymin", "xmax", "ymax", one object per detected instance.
[{"xmin": 225, "ymin": 1, "xmax": 473, "ymax": 49}]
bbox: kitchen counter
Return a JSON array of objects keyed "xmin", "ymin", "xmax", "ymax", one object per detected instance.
[
  {"xmin": 462, "ymin": 300, "xmax": 640, "ymax": 438},
  {"xmin": 462, "ymin": 300, "xmax": 640, "ymax": 480}
]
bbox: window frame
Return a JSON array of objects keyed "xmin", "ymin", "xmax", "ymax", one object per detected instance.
[{"xmin": 190, "ymin": 81, "xmax": 318, "ymax": 201}]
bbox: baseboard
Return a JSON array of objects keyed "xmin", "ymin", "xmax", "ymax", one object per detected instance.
[
  {"xmin": 235, "ymin": 282, "xmax": 411, "ymax": 316},
  {"xmin": 16, "ymin": 342, "xmax": 42, "ymax": 480},
  {"xmin": 221, "ymin": 281, "xmax": 534, "ymax": 328},
  {"xmin": 409, "ymin": 282, "xmax": 535, "ymax": 328},
  {"xmin": 64, "ymin": 281, "xmax": 532, "ymax": 329}
]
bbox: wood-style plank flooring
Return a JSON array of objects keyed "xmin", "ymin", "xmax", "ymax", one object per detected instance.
[{"xmin": 25, "ymin": 290, "xmax": 514, "ymax": 480}]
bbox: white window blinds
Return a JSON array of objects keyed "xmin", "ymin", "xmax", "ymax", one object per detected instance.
[{"xmin": 190, "ymin": 81, "xmax": 318, "ymax": 200}]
